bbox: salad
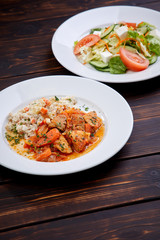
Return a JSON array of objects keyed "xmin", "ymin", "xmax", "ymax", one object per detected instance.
[{"xmin": 73, "ymin": 22, "xmax": 160, "ymax": 74}]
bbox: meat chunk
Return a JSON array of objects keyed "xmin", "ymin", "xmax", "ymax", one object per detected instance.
[
  {"xmin": 54, "ymin": 135, "xmax": 72, "ymax": 154},
  {"xmin": 68, "ymin": 130, "xmax": 90, "ymax": 152},
  {"xmin": 71, "ymin": 114, "xmax": 85, "ymax": 131},
  {"xmin": 84, "ymin": 111, "xmax": 101, "ymax": 131},
  {"xmin": 37, "ymin": 124, "xmax": 48, "ymax": 137},
  {"xmin": 48, "ymin": 114, "xmax": 67, "ymax": 131}
]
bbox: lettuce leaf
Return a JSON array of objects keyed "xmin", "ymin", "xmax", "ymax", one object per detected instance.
[
  {"xmin": 90, "ymin": 56, "xmax": 127, "ymax": 74},
  {"xmin": 146, "ymin": 35, "xmax": 160, "ymax": 56},
  {"xmin": 138, "ymin": 22, "xmax": 155, "ymax": 32},
  {"xmin": 108, "ymin": 56, "xmax": 127, "ymax": 74},
  {"xmin": 128, "ymin": 30, "xmax": 139, "ymax": 39},
  {"xmin": 147, "ymin": 54, "xmax": 158, "ymax": 65}
]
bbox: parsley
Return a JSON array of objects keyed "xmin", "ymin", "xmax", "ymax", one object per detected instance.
[
  {"xmin": 55, "ymin": 96, "xmax": 59, "ymax": 101},
  {"xmin": 12, "ymin": 125, "xmax": 18, "ymax": 134},
  {"xmin": 56, "ymin": 122, "xmax": 62, "ymax": 127},
  {"xmin": 5, "ymin": 133, "xmax": 14, "ymax": 142},
  {"xmin": 60, "ymin": 143, "xmax": 64, "ymax": 150},
  {"xmin": 5, "ymin": 132, "xmax": 23, "ymax": 145}
]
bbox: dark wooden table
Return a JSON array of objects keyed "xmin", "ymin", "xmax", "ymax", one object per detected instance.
[{"xmin": 0, "ymin": 0, "xmax": 160, "ymax": 239}]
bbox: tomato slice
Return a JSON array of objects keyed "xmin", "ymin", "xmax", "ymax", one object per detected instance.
[
  {"xmin": 119, "ymin": 47, "xmax": 149, "ymax": 71},
  {"xmin": 74, "ymin": 34, "xmax": 101, "ymax": 55},
  {"xmin": 125, "ymin": 22, "xmax": 137, "ymax": 29},
  {"xmin": 121, "ymin": 22, "xmax": 137, "ymax": 29}
]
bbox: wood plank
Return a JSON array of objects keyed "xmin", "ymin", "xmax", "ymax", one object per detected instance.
[
  {"xmin": 0, "ymin": 17, "xmax": 67, "ymax": 42},
  {"xmin": 110, "ymin": 78, "xmax": 160, "ymax": 120},
  {"xmin": 137, "ymin": 1, "xmax": 160, "ymax": 11},
  {"xmin": 0, "ymin": 200, "xmax": 160, "ymax": 239},
  {"xmin": 0, "ymin": 0, "xmax": 87, "ymax": 23},
  {"xmin": 0, "ymin": 154, "xmax": 160, "ymax": 230},
  {"xmin": 89, "ymin": 0, "xmax": 160, "ymax": 11},
  {"xmin": 0, "ymin": 35, "xmax": 60, "ymax": 78},
  {"xmin": 118, "ymin": 115, "xmax": 160, "ymax": 159},
  {"xmin": 0, "ymin": 0, "xmax": 158, "ymax": 23}
]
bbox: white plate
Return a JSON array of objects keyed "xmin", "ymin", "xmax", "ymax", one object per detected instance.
[
  {"xmin": 52, "ymin": 6, "xmax": 160, "ymax": 83},
  {"xmin": 0, "ymin": 75, "xmax": 133, "ymax": 175}
]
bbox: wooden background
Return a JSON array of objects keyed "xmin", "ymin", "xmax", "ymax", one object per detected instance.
[{"xmin": 0, "ymin": 0, "xmax": 160, "ymax": 239}]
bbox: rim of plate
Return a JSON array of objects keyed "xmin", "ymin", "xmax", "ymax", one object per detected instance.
[
  {"xmin": 0, "ymin": 75, "xmax": 133, "ymax": 175},
  {"xmin": 52, "ymin": 5, "xmax": 160, "ymax": 83}
]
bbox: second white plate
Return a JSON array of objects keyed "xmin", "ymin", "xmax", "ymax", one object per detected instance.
[
  {"xmin": 0, "ymin": 75, "xmax": 133, "ymax": 175},
  {"xmin": 52, "ymin": 6, "xmax": 160, "ymax": 83}
]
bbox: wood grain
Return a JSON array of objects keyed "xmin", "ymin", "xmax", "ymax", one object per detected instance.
[
  {"xmin": 0, "ymin": 0, "xmax": 158, "ymax": 23},
  {"xmin": 0, "ymin": 200, "xmax": 160, "ymax": 239},
  {"xmin": 0, "ymin": 155, "xmax": 160, "ymax": 231},
  {"xmin": 0, "ymin": 0, "xmax": 87, "ymax": 22}
]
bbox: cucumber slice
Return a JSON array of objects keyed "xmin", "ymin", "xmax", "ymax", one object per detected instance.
[
  {"xmin": 89, "ymin": 60, "xmax": 108, "ymax": 68},
  {"xmin": 137, "ymin": 26, "xmax": 148, "ymax": 35},
  {"xmin": 94, "ymin": 66, "xmax": 110, "ymax": 72},
  {"xmin": 124, "ymin": 46, "xmax": 137, "ymax": 53},
  {"xmin": 148, "ymin": 54, "xmax": 158, "ymax": 65},
  {"xmin": 101, "ymin": 24, "xmax": 115, "ymax": 38},
  {"xmin": 90, "ymin": 28, "xmax": 102, "ymax": 34}
]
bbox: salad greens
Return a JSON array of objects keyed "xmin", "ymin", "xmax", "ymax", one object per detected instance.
[{"xmin": 74, "ymin": 21, "xmax": 160, "ymax": 74}]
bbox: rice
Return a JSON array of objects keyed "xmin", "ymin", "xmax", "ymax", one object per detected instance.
[{"xmin": 6, "ymin": 96, "xmax": 77, "ymax": 139}]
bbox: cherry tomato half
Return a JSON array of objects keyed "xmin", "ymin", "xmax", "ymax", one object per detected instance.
[
  {"xmin": 119, "ymin": 47, "xmax": 149, "ymax": 71},
  {"xmin": 74, "ymin": 34, "xmax": 101, "ymax": 55},
  {"xmin": 124, "ymin": 22, "xmax": 137, "ymax": 29}
]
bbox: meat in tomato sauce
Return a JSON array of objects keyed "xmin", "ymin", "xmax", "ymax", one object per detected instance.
[{"xmin": 5, "ymin": 96, "xmax": 105, "ymax": 162}]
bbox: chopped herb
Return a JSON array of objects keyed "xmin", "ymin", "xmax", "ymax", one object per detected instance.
[
  {"xmin": 85, "ymin": 107, "xmax": 89, "ymax": 111},
  {"xmin": 15, "ymin": 138, "xmax": 20, "ymax": 144},
  {"xmin": 5, "ymin": 133, "xmax": 14, "ymax": 142},
  {"xmin": 55, "ymin": 96, "xmax": 59, "ymax": 101},
  {"xmin": 56, "ymin": 122, "xmax": 62, "ymax": 127},
  {"xmin": 90, "ymin": 118, "xmax": 96, "ymax": 125},
  {"xmin": 60, "ymin": 143, "xmax": 64, "ymax": 150},
  {"xmin": 5, "ymin": 132, "xmax": 23, "ymax": 145},
  {"xmin": 74, "ymin": 40, "xmax": 78, "ymax": 46},
  {"xmin": 43, "ymin": 134, "xmax": 47, "ymax": 139},
  {"xmin": 12, "ymin": 125, "xmax": 18, "ymax": 134}
]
